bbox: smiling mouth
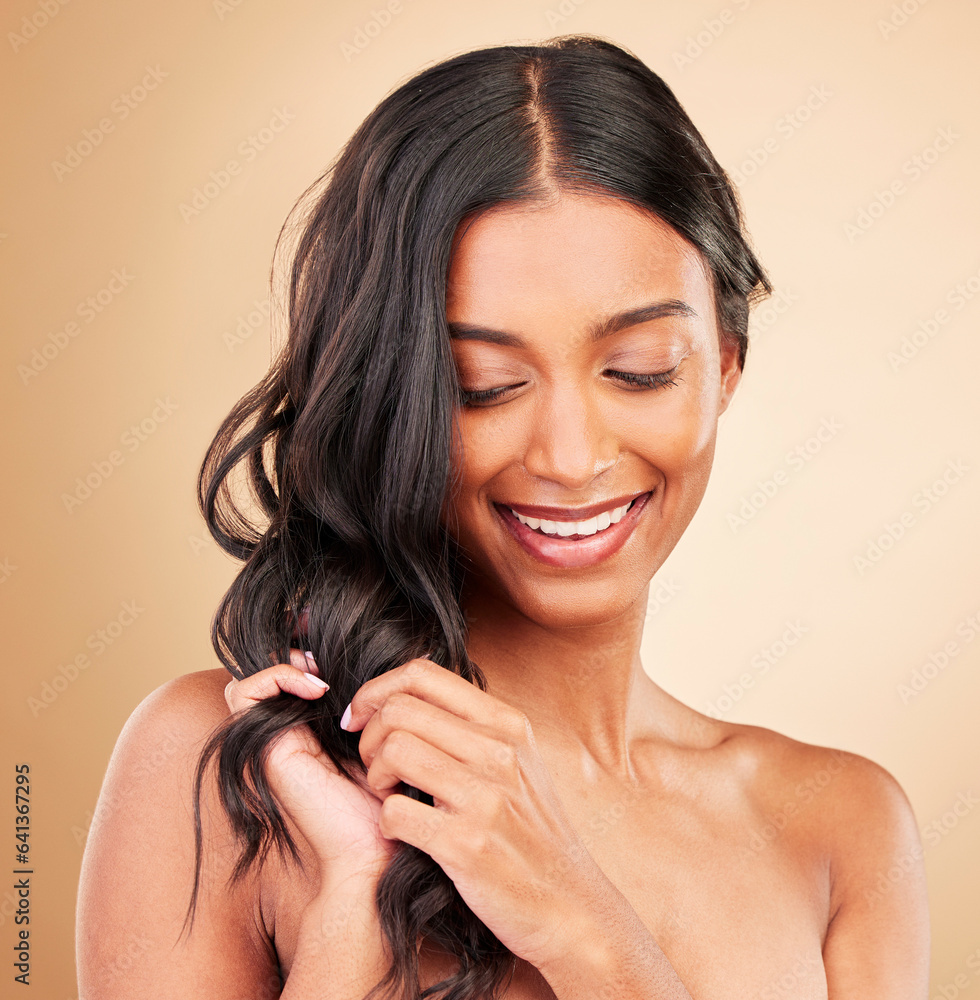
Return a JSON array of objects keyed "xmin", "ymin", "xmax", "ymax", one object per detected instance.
[
  {"xmin": 492, "ymin": 491, "xmax": 653, "ymax": 569},
  {"xmin": 503, "ymin": 497, "xmax": 638, "ymax": 539}
]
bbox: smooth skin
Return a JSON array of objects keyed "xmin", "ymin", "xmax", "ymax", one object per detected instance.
[{"xmin": 76, "ymin": 190, "xmax": 930, "ymax": 999}]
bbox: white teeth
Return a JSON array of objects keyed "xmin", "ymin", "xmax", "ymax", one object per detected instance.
[{"xmin": 509, "ymin": 499, "xmax": 636, "ymax": 538}]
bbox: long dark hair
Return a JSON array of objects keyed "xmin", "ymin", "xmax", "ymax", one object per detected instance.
[{"xmin": 183, "ymin": 34, "xmax": 770, "ymax": 1000}]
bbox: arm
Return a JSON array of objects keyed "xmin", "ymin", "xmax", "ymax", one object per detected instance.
[
  {"xmin": 280, "ymin": 875, "xmax": 391, "ymax": 999},
  {"xmin": 532, "ymin": 868, "xmax": 694, "ymax": 1000},
  {"xmin": 76, "ymin": 671, "xmax": 281, "ymax": 999},
  {"xmin": 821, "ymin": 754, "xmax": 931, "ymax": 997},
  {"xmin": 281, "ymin": 862, "xmax": 692, "ymax": 1000}
]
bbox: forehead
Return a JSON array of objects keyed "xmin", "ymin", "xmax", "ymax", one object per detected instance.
[{"xmin": 446, "ymin": 191, "xmax": 713, "ymax": 320}]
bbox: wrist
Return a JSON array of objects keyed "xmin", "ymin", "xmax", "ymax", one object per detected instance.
[
  {"xmin": 282, "ymin": 870, "xmax": 391, "ymax": 996},
  {"xmin": 302, "ymin": 870, "xmax": 384, "ymax": 947},
  {"xmin": 534, "ymin": 884, "xmax": 692, "ymax": 1000},
  {"xmin": 533, "ymin": 886, "xmax": 616, "ymax": 985}
]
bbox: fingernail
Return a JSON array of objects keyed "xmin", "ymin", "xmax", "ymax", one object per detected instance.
[
  {"xmin": 340, "ymin": 702, "xmax": 352, "ymax": 730},
  {"xmin": 304, "ymin": 650, "xmax": 318, "ymax": 671},
  {"xmin": 305, "ymin": 673, "xmax": 328, "ymax": 689}
]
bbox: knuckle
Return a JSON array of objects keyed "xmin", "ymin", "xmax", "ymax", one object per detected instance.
[
  {"xmin": 493, "ymin": 742, "xmax": 517, "ymax": 768},
  {"xmin": 378, "ymin": 796, "xmax": 397, "ymax": 837},
  {"xmin": 514, "ymin": 710, "xmax": 533, "ymax": 741},
  {"xmin": 381, "ymin": 729, "xmax": 412, "ymax": 761},
  {"xmin": 381, "ymin": 691, "xmax": 413, "ymax": 720},
  {"xmin": 365, "ymin": 760, "xmax": 383, "ymax": 791},
  {"xmin": 417, "ymin": 807, "xmax": 445, "ymax": 845},
  {"xmin": 405, "ymin": 656, "xmax": 431, "ymax": 679},
  {"xmin": 459, "ymin": 824, "xmax": 487, "ymax": 858}
]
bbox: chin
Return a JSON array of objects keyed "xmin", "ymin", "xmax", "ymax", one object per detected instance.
[{"xmin": 500, "ymin": 570, "xmax": 655, "ymax": 630}]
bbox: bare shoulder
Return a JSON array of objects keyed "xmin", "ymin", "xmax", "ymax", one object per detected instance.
[
  {"xmin": 140, "ymin": 665, "xmax": 235, "ymax": 729},
  {"xmin": 713, "ymin": 719, "xmax": 919, "ymax": 846},
  {"xmin": 76, "ymin": 668, "xmax": 283, "ymax": 1000},
  {"xmin": 707, "ymin": 716, "xmax": 929, "ymax": 984}
]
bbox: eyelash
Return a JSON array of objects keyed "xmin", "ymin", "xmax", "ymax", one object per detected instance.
[{"xmin": 459, "ymin": 368, "xmax": 681, "ymax": 406}]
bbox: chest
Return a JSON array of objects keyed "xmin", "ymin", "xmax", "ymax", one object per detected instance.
[{"xmin": 270, "ymin": 780, "xmax": 830, "ymax": 999}]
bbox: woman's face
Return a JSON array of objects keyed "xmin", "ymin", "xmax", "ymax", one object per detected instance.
[{"xmin": 443, "ymin": 190, "xmax": 740, "ymax": 628}]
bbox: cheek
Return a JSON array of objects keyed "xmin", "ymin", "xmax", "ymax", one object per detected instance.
[
  {"xmin": 620, "ymin": 388, "xmax": 716, "ymax": 476},
  {"xmin": 444, "ymin": 411, "xmax": 516, "ymax": 529}
]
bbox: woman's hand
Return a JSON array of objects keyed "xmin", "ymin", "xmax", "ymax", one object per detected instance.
[
  {"xmin": 223, "ymin": 651, "xmax": 399, "ymax": 890},
  {"xmin": 340, "ymin": 656, "xmax": 606, "ymax": 972}
]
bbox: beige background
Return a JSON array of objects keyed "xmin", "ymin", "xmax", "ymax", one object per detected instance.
[{"xmin": 1, "ymin": 0, "xmax": 978, "ymax": 995}]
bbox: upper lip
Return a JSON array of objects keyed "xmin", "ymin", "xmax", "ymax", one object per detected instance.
[{"xmin": 497, "ymin": 490, "xmax": 650, "ymax": 521}]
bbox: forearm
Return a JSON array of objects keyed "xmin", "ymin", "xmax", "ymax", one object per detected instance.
[
  {"xmin": 279, "ymin": 877, "xmax": 390, "ymax": 999},
  {"xmin": 536, "ymin": 878, "xmax": 694, "ymax": 1000}
]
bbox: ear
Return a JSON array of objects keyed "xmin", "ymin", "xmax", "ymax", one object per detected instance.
[{"xmin": 717, "ymin": 333, "xmax": 742, "ymax": 417}]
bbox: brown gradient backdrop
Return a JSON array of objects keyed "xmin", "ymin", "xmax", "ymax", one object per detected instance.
[{"xmin": 1, "ymin": 0, "xmax": 978, "ymax": 995}]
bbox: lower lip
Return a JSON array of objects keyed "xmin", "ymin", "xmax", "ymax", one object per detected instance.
[{"xmin": 494, "ymin": 492, "xmax": 653, "ymax": 569}]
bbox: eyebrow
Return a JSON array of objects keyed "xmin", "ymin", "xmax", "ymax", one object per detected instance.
[{"xmin": 447, "ymin": 298, "xmax": 699, "ymax": 347}]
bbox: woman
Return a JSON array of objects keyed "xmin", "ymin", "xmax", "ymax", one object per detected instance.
[{"xmin": 76, "ymin": 34, "xmax": 929, "ymax": 1000}]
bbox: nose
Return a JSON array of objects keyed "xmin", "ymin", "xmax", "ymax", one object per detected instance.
[{"xmin": 521, "ymin": 381, "xmax": 619, "ymax": 490}]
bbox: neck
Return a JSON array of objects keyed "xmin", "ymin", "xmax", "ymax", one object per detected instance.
[{"xmin": 459, "ymin": 578, "xmax": 662, "ymax": 779}]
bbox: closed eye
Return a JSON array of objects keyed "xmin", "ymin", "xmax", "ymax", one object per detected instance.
[
  {"xmin": 458, "ymin": 367, "xmax": 681, "ymax": 407},
  {"xmin": 606, "ymin": 367, "xmax": 681, "ymax": 390},
  {"xmin": 458, "ymin": 382, "xmax": 528, "ymax": 406}
]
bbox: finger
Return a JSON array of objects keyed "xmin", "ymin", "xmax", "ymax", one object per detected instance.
[
  {"xmin": 292, "ymin": 647, "xmax": 321, "ymax": 676},
  {"xmin": 378, "ymin": 792, "xmax": 447, "ymax": 855},
  {"xmin": 225, "ymin": 662, "xmax": 328, "ymax": 715},
  {"xmin": 366, "ymin": 730, "xmax": 474, "ymax": 810},
  {"xmin": 345, "ymin": 657, "xmax": 520, "ymax": 734},
  {"xmin": 269, "ymin": 646, "xmax": 321, "ymax": 676},
  {"xmin": 357, "ymin": 691, "xmax": 504, "ymax": 773}
]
